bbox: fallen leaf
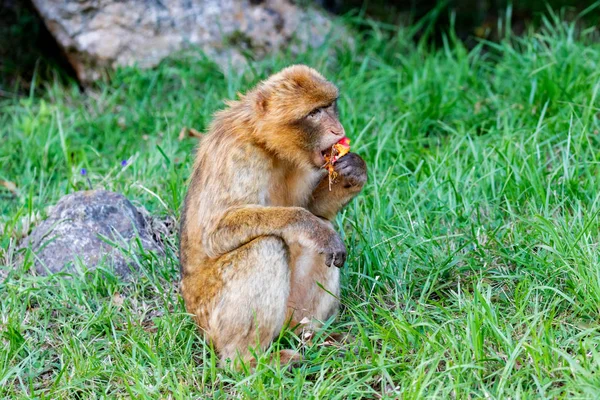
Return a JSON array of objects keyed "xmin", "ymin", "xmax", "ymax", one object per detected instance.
[
  {"xmin": 189, "ymin": 128, "xmax": 202, "ymax": 138},
  {"xmin": 178, "ymin": 127, "xmax": 203, "ymax": 141},
  {"xmin": 0, "ymin": 180, "xmax": 17, "ymax": 195},
  {"xmin": 112, "ymin": 292, "xmax": 124, "ymax": 307},
  {"xmin": 178, "ymin": 127, "xmax": 187, "ymax": 141}
]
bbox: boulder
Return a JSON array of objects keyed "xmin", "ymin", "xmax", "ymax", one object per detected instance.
[
  {"xmin": 23, "ymin": 190, "xmax": 163, "ymax": 276},
  {"xmin": 30, "ymin": 0, "xmax": 337, "ymax": 84}
]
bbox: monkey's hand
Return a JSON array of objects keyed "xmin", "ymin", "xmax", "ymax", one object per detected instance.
[
  {"xmin": 333, "ymin": 153, "xmax": 367, "ymax": 191},
  {"xmin": 306, "ymin": 218, "xmax": 347, "ymax": 268},
  {"xmin": 309, "ymin": 153, "xmax": 367, "ymax": 221}
]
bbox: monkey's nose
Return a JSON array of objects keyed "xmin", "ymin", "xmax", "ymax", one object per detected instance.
[{"xmin": 330, "ymin": 124, "xmax": 345, "ymax": 137}]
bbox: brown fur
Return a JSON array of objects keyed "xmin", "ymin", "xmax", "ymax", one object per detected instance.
[{"xmin": 179, "ymin": 65, "xmax": 367, "ymax": 368}]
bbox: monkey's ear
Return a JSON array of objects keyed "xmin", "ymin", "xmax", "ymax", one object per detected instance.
[{"xmin": 254, "ymin": 90, "xmax": 269, "ymax": 114}]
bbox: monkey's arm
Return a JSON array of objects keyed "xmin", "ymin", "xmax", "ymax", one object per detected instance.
[
  {"xmin": 309, "ymin": 153, "xmax": 367, "ymax": 221},
  {"xmin": 204, "ymin": 206, "xmax": 346, "ymax": 267}
]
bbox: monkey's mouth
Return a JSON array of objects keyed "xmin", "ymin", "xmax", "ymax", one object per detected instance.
[
  {"xmin": 317, "ymin": 149, "xmax": 328, "ymax": 165},
  {"xmin": 318, "ymin": 137, "xmax": 349, "ymax": 166},
  {"xmin": 317, "ymin": 147, "xmax": 334, "ymax": 166}
]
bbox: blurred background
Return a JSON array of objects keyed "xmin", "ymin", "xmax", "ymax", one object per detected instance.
[{"xmin": 1, "ymin": 0, "xmax": 598, "ymax": 95}]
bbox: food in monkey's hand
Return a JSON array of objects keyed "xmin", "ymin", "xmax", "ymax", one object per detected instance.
[{"xmin": 323, "ymin": 137, "xmax": 350, "ymax": 190}]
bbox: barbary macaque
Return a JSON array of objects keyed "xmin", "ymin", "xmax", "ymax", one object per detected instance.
[{"xmin": 179, "ymin": 65, "xmax": 367, "ymax": 367}]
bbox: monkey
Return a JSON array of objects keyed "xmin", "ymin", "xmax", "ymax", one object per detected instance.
[{"xmin": 179, "ymin": 65, "xmax": 367, "ymax": 368}]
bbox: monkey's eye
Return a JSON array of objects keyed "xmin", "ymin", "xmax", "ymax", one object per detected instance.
[{"xmin": 307, "ymin": 108, "xmax": 322, "ymax": 118}]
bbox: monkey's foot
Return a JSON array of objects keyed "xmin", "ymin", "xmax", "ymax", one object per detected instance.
[
  {"xmin": 233, "ymin": 350, "xmax": 302, "ymax": 371},
  {"xmin": 301, "ymin": 330, "xmax": 351, "ymax": 348},
  {"xmin": 322, "ymin": 332, "xmax": 345, "ymax": 344},
  {"xmin": 277, "ymin": 349, "xmax": 303, "ymax": 367}
]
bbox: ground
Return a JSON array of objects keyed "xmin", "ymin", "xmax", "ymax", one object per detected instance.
[{"xmin": 1, "ymin": 9, "xmax": 600, "ymax": 399}]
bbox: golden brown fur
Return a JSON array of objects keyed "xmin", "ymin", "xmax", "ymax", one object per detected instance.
[{"xmin": 179, "ymin": 65, "xmax": 367, "ymax": 368}]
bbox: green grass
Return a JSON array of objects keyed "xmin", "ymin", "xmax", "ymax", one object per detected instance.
[{"xmin": 2, "ymin": 8, "xmax": 600, "ymax": 399}]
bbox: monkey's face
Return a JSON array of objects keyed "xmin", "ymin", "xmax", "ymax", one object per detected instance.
[
  {"xmin": 250, "ymin": 65, "xmax": 346, "ymax": 168},
  {"xmin": 299, "ymin": 101, "xmax": 347, "ymax": 168}
]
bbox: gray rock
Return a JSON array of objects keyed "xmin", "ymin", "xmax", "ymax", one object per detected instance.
[
  {"xmin": 24, "ymin": 190, "xmax": 163, "ymax": 276},
  {"xmin": 30, "ymin": 0, "xmax": 339, "ymax": 84}
]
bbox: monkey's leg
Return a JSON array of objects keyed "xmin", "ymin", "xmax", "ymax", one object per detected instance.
[
  {"xmin": 286, "ymin": 245, "xmax": 340, "ymax": 334},
  {"xmin": 192, "ymin": 236, "xmax": 298, "ymax": 367}
]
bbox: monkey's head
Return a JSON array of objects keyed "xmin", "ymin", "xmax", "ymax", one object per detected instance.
[{"xmin": 247, "ymin": 65, "xmax": 346, "ymax": 168}]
